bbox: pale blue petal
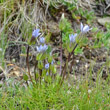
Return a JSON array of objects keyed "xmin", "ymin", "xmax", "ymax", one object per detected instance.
[
  {"xmin": 40, "ymin": 37, "xmax": 45, "ymax": 44},
  {"xmin": 46, "ymin": 72, "xmax": 49, "ymax": 76},
  {"xmin": 45, "ymin": 63, "xmax": 49, "ymax": 69},
  {"xmin": 43, "ymin": 44, "xmax": 48, "ymax": 51},
  {"xmin": 69, "ymin": 33, "xmax": 77, "ymax": 43},
  {"xmin": 83, "ymin": 25, "xmax": 90, "ymax": 33},
  {"xmin": 51, "ymin": 60, "xmax": 54, "ymax": 65},
  {"xmin": 80, "ymin": 23, "xmax": 83, "ymax": 32},
  {"xmin": 32, "ymin": 29, "xmax": 41, "ymax": 37},
  {"xmin": 36, "ymin": 46, "xmax": 41, "ymax": 52}
]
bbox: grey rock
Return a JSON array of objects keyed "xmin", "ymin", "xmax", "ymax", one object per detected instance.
[
  {"xmin": 97, "ymin": 17, "xmax": 110, "ymax": 25},
  {"xmin": 47, "ymin": 20, "xmax": 60, "ymax": 36}
]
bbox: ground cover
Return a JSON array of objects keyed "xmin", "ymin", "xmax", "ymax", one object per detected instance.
[{"xmin": 0, "ymin": 0, "xmax": 110, "ymax": 110}]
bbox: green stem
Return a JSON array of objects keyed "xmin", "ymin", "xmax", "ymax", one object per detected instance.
[
  {"xmin": 39, "ymin": 69, "xmax": 42, "ymax": 85},
  {"xmin": 34, "ymin": 61, "xmax": 37, "ymax": 84},
  {"xmin": 60, "ymin": 31, "xmax": 63, "ymax": 75}
]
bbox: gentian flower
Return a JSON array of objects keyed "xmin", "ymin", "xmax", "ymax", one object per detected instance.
[
  {"xmin": 36, "ymin": 45, "xmax": 43, "ymax": 53},
  {"xmin": 42, "ymin": 44, "xmax": 48, "ymax": 51},
  {"xmin": 51, "ymin": 60, "xmax": 54, "ymax": 65},
  {"xmin": 69, "ymin": 33, "xmax": 77, "ymax": 43},
  {"xmin": 45, "ymin": 63, "xmax": 49, "ymax": 69},
  {"xmin": 46, "ymin": 72, "xmax": 49, "ymax": 76},
  {"xmin": 36, "ymin": 44, "xmax": 48, "ymax": 53},
  {"xmin": 32, "ymin": 29, "xmax": 41, "ymax": 38},
  {"xmin": 80, "ymin": 23, "xmax": 92, "ymax": 33},
  {"xmin": 40, "ymin": 37, "xmax": 45, "ymax": 44}
]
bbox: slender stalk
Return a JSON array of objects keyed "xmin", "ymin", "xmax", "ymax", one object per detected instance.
[
  {"xmin": 69, "ymin": 53, "xmax": 74, "ymax": 74},
  {"xmin": 60, "ymin": 60, "xmax": 67, "ymax": 85},
  {"xmin": 60, "ymin": 31, "xmax": 63, "ymax": 75},
  {"xmin": 26, "ymin": 45, "xmax": 33, "ymax": 84},
  {"xmin": 69, "ymin": 43, "xmax": 78, "ymax": 61},
  {"xmin": 49, "ymin": 63, "xmax": 50, "ymax": 76},
  {"xmin": 34, "ymin": 61, "xmax": 37, "ymax": 84},
  {"xmin": 39, "ymin": 69, "xmax": 42, "ymax": 85},
  {"xmin": 60, "ymin": 43, "xmax": 78, "ymax": 85}
]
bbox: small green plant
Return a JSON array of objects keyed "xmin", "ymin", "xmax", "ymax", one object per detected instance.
[
  {"xmin": 24, "ymin": 28, "xmax": 57, "ymax": 87},
  {"xmin": 90, "ymin": 24, "xmax": 110, "ymax": 50},
  {"xmin": 58, "ymin": 14, "xmax": 92, "ymax": 83},
  {"xmin": 102, "ymin": 23, "xmax": 110, "ymax": 49},
  {"xmin": 23, "ymin": 13, "xmax": 92, "ymax": 87},
  {"xmin": 62, "ymin": 0, "xmax": 95, "ymax": 23}
]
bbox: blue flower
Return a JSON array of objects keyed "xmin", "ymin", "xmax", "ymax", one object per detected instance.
[
  {"xmin": 42, "ymin": 44, "xmax": 48, "ymax": 51},
  {"xmin": 80, "ymin": 23, "xmax": 92, "ymax": 33},
  {"xmin": 46, "ymin": 72, "xmax": 49, "ymax": 76},
  {"xmin": 69, "ymin": 33, "xmax": 77, "ymax": 43},
  {"xmin": 36, "ymin": 44, "xmax": 48, "ymax": 53},
  {"xmin": 36, "ymin": 45, "xmax": 43, "ymax": 53},
  {"xmin": 51, "ymin": 60, "xmax": 54, "ymax": 65},
  {"xmin": 45, "ymin": 63, "xmax": 49, "ymax": 69},
  {"xmin": 32, "ymin": 29, "xmax": 41, "ymax": 37},
  {"xmin": 40, "ymin": 37, "xmax": 45, "ymax": 44}
]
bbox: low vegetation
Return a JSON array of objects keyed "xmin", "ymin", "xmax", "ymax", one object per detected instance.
[{"xmin": 0, "ymin": 0, "xmax": 110, "ymax": 110}]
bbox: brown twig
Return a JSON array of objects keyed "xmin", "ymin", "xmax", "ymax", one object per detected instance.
[
  {"xmin": 26, "ymin": 45, "xmax": 33, "ymax": 85},
  {"xmin": 69, "ymin": 53, "xmax": 75, "ymax": 74},
  {"xmin": 60, "ymin": 43, "xmax": 78, "ymax": 85}
]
